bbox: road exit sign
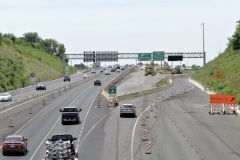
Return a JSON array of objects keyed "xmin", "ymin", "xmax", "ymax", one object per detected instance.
[{"xmin": 109, "ymin": 85, "xmax": 117, "ymax": 94}]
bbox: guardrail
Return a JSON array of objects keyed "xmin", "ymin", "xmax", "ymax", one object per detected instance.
[{"xmin": 0, "ymin": 73, "xmax": 103, "ymax": 113}]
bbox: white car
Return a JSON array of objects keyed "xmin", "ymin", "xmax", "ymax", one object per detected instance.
[
  {"xmin": 116, "ymin": 69, "xmax": 121, "ymax": 73},
  {"xmin": 0, "ymin": 92, "xmax": 12, "ymax": 102},
  {"xmin": 83, "ymin": 74, "xmax": 88, "ymax": 78},
  {"xmin": 91, "ymin": 70, "xmax": 96, "ymax": 74},
  {"xmin": 141, "ymin": 66, "xmax": 145, "ymax": 70},
  {"xmin": 105, "ymin": 71, "xmax": 110, "ymax": 75}
]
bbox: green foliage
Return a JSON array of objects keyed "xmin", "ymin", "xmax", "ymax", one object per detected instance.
[
  {"xmin": 192, "ymin": 21, "xmax": 240, "ymax": 104},
  {"xmin": 159, "ymin": 78, "xmax": 168, "ymax": 86},
  {"xmin": 0, "ymin": 32, "xmax": 77, "ymax": 91},
  {"xmin": 228, "ymin": 20, "xmax": 240, "ymax": 50},
  {"xmin": 0, "ymin": 32, "xmax": 2, "ymax": 45}
]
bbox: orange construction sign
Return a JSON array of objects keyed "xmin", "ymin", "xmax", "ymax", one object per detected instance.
[{"xmin": 210, "ymin": 94, "xmax": 237, "ymax": 104}]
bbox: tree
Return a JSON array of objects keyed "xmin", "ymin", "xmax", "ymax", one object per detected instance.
[
  {"xmin": 182, "ymin": 64, "xmax": 186, "ymax": 68},
  {"xmin": 228, "ymin": 20, "xmax": 240, "ymax": 50},
  {"xmin": 57, "ymin": 43, "xmax": 66, "ymax": 58},
  {"xmin": 23, "ymin": 32, "xmax": 41, "ymax": 46},
  {"xmin": 0, "ymin": 32, "xmax": 2, "ymax": 45}
]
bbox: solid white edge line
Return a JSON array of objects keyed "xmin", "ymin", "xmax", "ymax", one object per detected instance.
[
  {"xmin": 30, "ymin": 85, "xmax": 93, "ymax": 160},
  {"xmin": 131, "ymin": 77, "xmax": 194, "ymax": 160}
]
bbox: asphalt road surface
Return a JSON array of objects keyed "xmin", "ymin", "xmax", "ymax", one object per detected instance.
[{"xmin": 1, "ymin": 69, "xmax": 240, "ymax": 160}]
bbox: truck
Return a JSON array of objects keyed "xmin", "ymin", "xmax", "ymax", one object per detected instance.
[
  {"xmin": 145, "ymin": 60, "xmax": 155, "ymax": 76},
  {"xmin": 60, "ymin": 107, "xmax": 82, "ymax": 125},
  {"xmin": 44, "ymin": 133, "xmax": 78, "ymax": 160}
]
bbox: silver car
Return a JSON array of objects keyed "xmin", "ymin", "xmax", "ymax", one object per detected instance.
[
  {"xmin": 120, "ymin": 104, "xmax": 136, "ymax": 117},
  {"xmin": 0, "ymin": 93, "xmax": 12, "ymax": 102}
]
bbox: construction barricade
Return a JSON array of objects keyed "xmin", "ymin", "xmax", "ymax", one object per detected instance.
[{"xmin": 209, "ymin": 103, "xmax": 237, "ymax": 115}]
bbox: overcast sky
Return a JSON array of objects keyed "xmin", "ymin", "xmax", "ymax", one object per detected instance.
[{"xmin": 1, "ymin": 0, "xmax": 240, "ymax": 67}]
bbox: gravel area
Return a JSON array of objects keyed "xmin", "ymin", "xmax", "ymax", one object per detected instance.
[{"xmin": 117, "ymin": 69, "xmax": 170, "ymax": 96}]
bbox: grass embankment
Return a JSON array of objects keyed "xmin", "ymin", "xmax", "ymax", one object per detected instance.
[
  {"xmin": 0, "ymin": 44, "xmax": 76, "ymax": 91},
  {"xmin": 191, "ymin": 49, "xmax": 240, "ymax": 104}
]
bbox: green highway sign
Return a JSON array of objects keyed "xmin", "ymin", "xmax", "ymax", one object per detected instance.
[
  {"xmin": 138, "ymin": 53, "xmax": 152, "ymax": 61},
  {"xmin": 109, "ymin": 85, "xmax": 117, "ymax": 94},
  {"xmin": 153, "ymin": 51, "xmax": 165, "ymax": 61}
]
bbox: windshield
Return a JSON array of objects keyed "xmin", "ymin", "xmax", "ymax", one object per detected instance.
[
  {"xmin": 5, "ymin": 137, "xmax": 22, "ymax": 142},
  {"xmin": 52, "ymin": 135, "xmax": 73, "ymax": 141},
  {"xmin": 63, "ymin": 108, "xmax": 78, "ymax": 112},
  {"xmin": 122, "ymin": 105, "xmax": 133, "ymax": 109}
]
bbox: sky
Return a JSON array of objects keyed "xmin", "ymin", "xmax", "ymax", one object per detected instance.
[{"xmin": 0, "ymin": 0, "xmax": 240, "ymax": 67}]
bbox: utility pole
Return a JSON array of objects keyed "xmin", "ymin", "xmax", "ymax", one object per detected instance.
[{"xmin": 201, "ymin": 23, "xmax": 206, "ymax": 66}]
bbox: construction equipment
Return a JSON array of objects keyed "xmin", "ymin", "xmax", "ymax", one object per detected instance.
[
  {"xmin": 171, "ymin": 66, "xmax": 182, "ymax": 74},
  {"xmin": 44, "ymin": 139, "xmax": 78, "ymax": 160},
  {"xmin": 145, "ymin": 61, "xmax": 155, "ymax": 76}
]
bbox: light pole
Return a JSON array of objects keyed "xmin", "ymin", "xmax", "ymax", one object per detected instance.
[{"xmin": 201, "ymin": 23, "xmax": 205, "ymax": 66}]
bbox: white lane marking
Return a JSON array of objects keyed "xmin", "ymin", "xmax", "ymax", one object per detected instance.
[
  {"xmin": 30, "ymin": 85, "xmax": 92, "ymax": 160},
  {"xmin": 0, "ymin": 91, "xmax": 65, "ymax": 149},
  {"xmin": 30, "ymin": 116, "xmax": 61, "ymax": 160},
  {"xmin": 130, "ymin": 77, "xmax": 194, "ymax": 160},
  {"xmin": 77, "ymin": 111, "xmax": 113, "ymax": 149}
]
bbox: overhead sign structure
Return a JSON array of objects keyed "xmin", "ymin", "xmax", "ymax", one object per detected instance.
[
  {"xmin": 210, "ymin": 94, "xmax": 237, "ymax": 104},
  {"xmin": 138, "ymin": 53, "xmax": 152, "ymax": 61},
  {"xmin": 96, "ymin": 51, "xmax": 118, "ymax": 62},
  {"xmin": 153, "ymin": 51, "xmax": 165, "ymax": 61},
  {"xmin": 168, "ymin": 55, "xmax": 183, "ymax": 61},
  {"xmin": 83, "ymin": 51, "xmax": 95, "ymax": 62},
  {"xmin": 109, "ymin": 85, "xmax": 117, "ymax": 94}
]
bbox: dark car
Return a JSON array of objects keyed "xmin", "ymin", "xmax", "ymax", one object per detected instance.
[
  {"xmin": 120, "ymin": 104, "xmax": 136, "ymax": 118},
  {"xmin": 36, "ymin": 83, "xmax": 46, "ymax": 90},
  {"xmin": 60, "ymin": 106, "xmax": 82, "ymax": 124},
  {"xmin": 63, "ymin": 76, "xmax": 70, "ymax": 82},
  {"xmin": 111, "ymin": 69, "xmax": 115, "ymax": 72},
  {"xmin": 2, "ymin": 135, "xmax": 27, "ymax": 156},
  {"xmin": 94, "ymin": 79, "xmax": 101, "ymax": 86}
]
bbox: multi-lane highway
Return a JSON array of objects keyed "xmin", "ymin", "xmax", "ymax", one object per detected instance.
[{"xmin": 1, "ymin": 69, "xmax": 240, "ymax": 160}]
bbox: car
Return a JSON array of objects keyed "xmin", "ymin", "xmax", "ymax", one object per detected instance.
[
  {"xmin": 94, "ymin": 79, "xmax": 101, "ymax": 85},
  {"xmin": 121, "ymin": 67, "xmax": 125, "ymax": 70},
  {"xmin": 2, "ymin": 135, "xmax": 27, "ymax": 156},
  {"xmin": 63, "ymin": 75, "xmax": 70, "ymax": 82},
  {"xmin": 100, "ymin": 70, "xmax": 104, "ymax": 73},
  {"xmin": 116, "ymin": 69, "xmax": 121, "ymax": 73},
  {"xmin": 141, "ymin": 66, "xmax": 145, "ymax": 70},
  {"xmin": 91, "ymin": 70, "xmax": 96, "ymax": 74},
  {"xmin": 111, "ymin": 69, "xmax": 115, "ymax": 72},
  {"xmin": 0, "ymin": 92, "xmax": 12, "ymax": 102},
  {"xmin": 83, "ymin": 74, "xmax": 88, "ymax": 78},
  {"xmin": 60, "ymin": 106, "xmax": 82, "ymax": 124},
  {"xmin": 120, "ymin": 104, "xmax": 136, "ymax": 118},
  {"xmin": 36, "ymin": 83, "xmax": 46, "ymax": 90},
  {"xmin": 105, "ymin": 71, "xmax": 110, "ymax": 75}
]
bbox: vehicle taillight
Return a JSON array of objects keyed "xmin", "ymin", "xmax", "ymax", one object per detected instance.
[
  {"xmin": 17, "ymin": 143, "xmax": 23, "ymax": 149},
  {"xmin": 3, "ymin": 143, "xmax": 8, "ymax": 148}
]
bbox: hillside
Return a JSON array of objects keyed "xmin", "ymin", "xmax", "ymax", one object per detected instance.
[
  {"xmin": 0, "ymin": 43, "xmax": 76, "ymax": 92},
  {"xmin": 192, "ymin": 21, "xmax": 240, "ymax": 104}
]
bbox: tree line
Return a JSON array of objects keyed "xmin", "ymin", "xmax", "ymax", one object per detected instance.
[{"xmin": 0, "ymin": 32, "xmax": 65, "ymax": 58}]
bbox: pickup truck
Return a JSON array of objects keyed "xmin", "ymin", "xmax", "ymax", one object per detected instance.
[
  {"xmin": 45, "ymin": 133, "xmax": 78, "ymax": 159},
  {"xmin": 60, "ymin": 106, "xmax": 82, "ymax": 124}
]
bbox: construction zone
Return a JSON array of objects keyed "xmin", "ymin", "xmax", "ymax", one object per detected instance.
[{"xmin": 145, "ymin": 61, "xmax": 155, "ymax": 76}]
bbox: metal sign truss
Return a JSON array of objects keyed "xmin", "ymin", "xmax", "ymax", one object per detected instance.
[{"xmin": 65, "ymin": 52, "xmax": 204, "ymax": 59}]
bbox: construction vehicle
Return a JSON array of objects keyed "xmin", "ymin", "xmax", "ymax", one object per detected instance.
[
  {"xmin": 145, "ymin": 61, "xmax": 155, "ymax": 76},
  {"xmin": 171, "ymin": 66, "xmax": 182, "ymax": 74}
]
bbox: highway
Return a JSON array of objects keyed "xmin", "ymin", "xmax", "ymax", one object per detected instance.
[{"xmin": 1, "ymin": 69, "xmax": 240, "ymax": 160}]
